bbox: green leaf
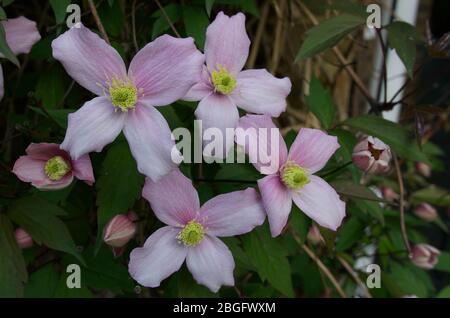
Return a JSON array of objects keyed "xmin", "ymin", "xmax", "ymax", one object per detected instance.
[
  {"xmin": 205, "ymin": 0, "xmax": 215, "ymax": 17},
  {"xmin": 35, "ymin": 65, "xmax": 68, "ymax": 109},
  {"xmin": 383, "ymin": 262, "xmax": 430, "ymax": 297},
  {"xmin": 305, "ymin": 76, "xmax": 336, "ymax": 129},
  {"xmin": 296, "ymin": 14, "xmax": 365, "ymax": 61},
  {"xmin": 435, "ymin": 251, "xmax": 450, "ymax": 272},
  {"xmin": 24, "ymin": 263, "xmax": 59, "ymax": 297},
  {"xmin": 289, "ymin": 205, "xmax": 311, "ymax": 242},
  {"xmin": 335, "ymin": 217, "xmax": 364, "ymax": 251},
  {"xmin": 387, "ymin": 21, "xmax": 424, "ymax": 78},
  {"xmin": 410, "ymin": 186, "xmax": 450, "ymax": 206},
  {"xmin": 344, "ymin": 115, "xmax": 429, "ymax": 163},
  {"xmin": 49, "ymin": 0, "xmax": 70, "ymax": 25},
  {"xmin": 95, "ymin": 141, "xmax": 144, "ymax": 250},
  {"xmin": 331, "ymin": 179, "xmax": 386, "ymax": 202},
  {"xmin": 151, "ymin": 4, "xmax": 182, "ymax": 39},
  {"xmin": 183, "ymin": 6, "xmax": 209, "ymax": 50},
  {"xmin": 0, "ymin": 22, "xmax": 20, "ymax": 66},
  {"xmin": 0, "ymin": 6, "xmax": 6, "ymax": 20},
  {"xmin": 437, "ymin": 286, "xmax": 450, "ymax": 298},
  {"xmin": 98, "ymin": 0, "xmax": 123, "ymax": 37},
  {"xmin": 8, "ymin": 196, "xmax": 84, "ymax": 264},
  {"xmin": 0, "ymin": 214, "xmax": 27, "ymax": 297},
  {"xmin": 242, "ymin": 225, "xmax": 294, "ymax": 297},
  {"xmin": 29, "ymin": 106, "xmax": 74, "ymax": 129}
]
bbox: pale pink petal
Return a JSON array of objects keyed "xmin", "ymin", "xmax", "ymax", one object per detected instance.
[
  {"xmin": 186, "ymin": 235, "xmax": 234, "ymax": 292},
  {"xmin": 291, "ymin": 175, "xmax": 346, "ymax": 231},
  {"xmin": 205, "ymin": 12, "xmax": 250, "ymax": 75},
  {"xmin": 289, "ymin": 128, "xmax": 340, "ymax": 174},
  {"xmin": 12, "ymin": 156, "xmax": 73, "ymax": 190},
  {"xmin": 25, "ymin": 143, "xmax": 64, "ymax": 160},
  {"xmin": 200, "ymin": 188, "xmax": 265, "ymax": 237},
  {"xmin": 195, "ymin": 93, "xmax": 239, "ymax": 158},
  {"xmin": 123, "ymin": 102, "xmax": 177, "ymax": 181},
  {"xmin": 52, "ymin": 23, "xmax": 126, "ymax": 96},
  {"xmin": 231, "ymin": 69, "xmax": 291, "ymax": 117},
  {"xmin": 129, "ymin": 35, "xmax": 204, "ymax": 106},
  {"xmin": 183, "ymin": 65, "xmax": 213, "ymax": 101},
  {"xmin": 2, "ymin": 16, "xmax": 41, "ymax": 55},
  {"xmin": 61, "ymin": 96, "xmax": 126, "ymax": 160},
  {"xmin": 71, "ymin": 154, "xmax": 95, "ymax": 185},
  {"xmin": 236, "ymin": 114, "xmax": 287, "ymax": 174},
  {"xmin": 129, "ymin": 226, "xmax": 187, "ymax": 288},
  {"xmin": 142, "ymin": 169, "xmax": 200, "ymax": 227},
  {"xmin": 258, "ymin": 174, "xmax": 292, "ymax": 237},
  {"xmin": 0, "ymin": 65, "xmax": 3, "ymax": 101}
]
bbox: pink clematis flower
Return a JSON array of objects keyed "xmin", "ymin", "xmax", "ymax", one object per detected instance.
[
  {"xmin": 12, "ymin": 143, "xmax": 94, "ymax": 190},
  {"xmin": 0, "ymin": 16, "xmax": 41, "ymax": 100},
  {"xmin": 52, "ymin": 23, "xmax": 204, "ymax": 181},
  {"xmin": 236, "ymin": 115, "xmax": 346, "ymax": 237},
  {"xmin": 129, "ymin": 169, "xmax": 265, "ymax": 292},
  {"xmin": 183, "ymin": 12, "xmax": 291, "ymax": 156}
]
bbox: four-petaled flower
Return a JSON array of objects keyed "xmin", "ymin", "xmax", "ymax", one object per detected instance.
[
  {"xmin": 183, "ymin": 12, "xmax": 292, "ymax": 157},
  {"xmin": 12, "ymin": 143, "xmax": 94, "ymax": 190},
  {"xmin": 236, "ymin": 115, "xmax": 346, "ymax": 237},
  {"xmin": 128, "ymin": 169, "xmax": 265, "ymax": 292},
  {"xmin": 52, "ymin": 23, "xmax": 204, "ymax": 181}
]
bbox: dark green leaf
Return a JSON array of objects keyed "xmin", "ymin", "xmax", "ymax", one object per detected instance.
[
  {"xmin": 49, "ymin": 0, "xmax": 70, "ymax": 25},
  {"xmin": 183, "ymin": 6, "xmax": 209, "ymax": 50},
  {"xmin": 410, "ymin": 186, "xmax": 450, "ymax": 206},
  {"xmin": 335, "ymin": 217, "xmax": 364, "ymax": 251},
  {"xmin": 24, "ymin": 263, "xmax": 59, "ymax": 297},
  {"xmin": 331, "ymin": 179, "xmax": 386, "ymax": 202},
  {"xmin": 437, "ymin": 286, "xmax": 450, "ymax": 298},
  {"xmin": 305, "ymin": 76, "xmax": 336, "ymax": 129},
  {"xmin": 151, "ymin": 4, "xmax": 182, "ymax": 39},
  {"xmin": 0, "ymin": 22, "xmax": 20, "ymax": 66},
  {"xmin": 296, "ymin": 14, "xmax": 365, "ymax": 61},
  {"xmin": 205, "ymin": 0, "xmax": 215, "ymax": 17},
  {"xmin": 29, "ymin": 106, "xmax": 74, "ymax": 129},
  {"xmin": 435, "ymin": 251, "xmax": 450, "ymax": 272},
  {"xmin": 35, "ymin": 65, "xmax": 68, "ymax": 109}
]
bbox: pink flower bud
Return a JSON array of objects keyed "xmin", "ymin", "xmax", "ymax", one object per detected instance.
[
  {"xmin": 381, "ymin": 186, "xmax": 399, "ymax": 201},
  {"xmin": 410, "ymin": 244, "xmax": 440, "ymax": 270},
  {"xmin": 415, "ymin": 162, "xmax": 431, "ymax": 177},
  {"xmin": 352, "ymin": 136, "xmax": 392, "ymax": 174},
  {"xmin": 103, "ymin": 212, "xmax": 137, "ymax": 248},
  {"xmin": 307, "ymin": 225, "xmax": 324, "ymax": 245},
  {"xmin": 15, "ymin": 228, "xmax": 33, "ymax": 249},
  {"xmin": 413, "ymin": 203, "xmax": 438, "ymax": 222}
]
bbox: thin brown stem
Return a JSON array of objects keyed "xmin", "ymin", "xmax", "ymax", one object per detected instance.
[
  {"xmin": 87, "ymin": 0, "xmax": 110, "ymax": 44},
  {"xmin": 393, "ymin": 155, "xmax": 411, "ymax": 254},
  {"xmin": 376, "ymin": 28, "xmax": 388, "ymax": 105},
  {"xmin": 247, "ymin": 1, "xmax": 270, "ymax": 68},
  {"xmin": 154, "ymin": 0, "xmax": 180, "ymax": 38},
  {"xmin": 131, "ymin": 0, "xmax": 139, "ymax": 52},
  {"xmin": 336, "ymin": 255, "xmax": 372, "ymax": 298}
]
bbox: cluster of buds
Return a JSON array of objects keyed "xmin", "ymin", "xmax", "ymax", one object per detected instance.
[
  {"xmin": 352, "ymin": 136, "xmax": 392, "ymax": 174},
  {"xmin": 410, "ymin": 244, "xmax": 440, "ymax": 270},
  {"xmin": 413, "ymin": 203, "xmax": 438, "ymax": 222},
  {"xmin": 103, "ymin": 212, "xmax": 138, "ymax": 256}
]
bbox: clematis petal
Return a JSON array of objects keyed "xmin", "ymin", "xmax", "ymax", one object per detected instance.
[
  {"xmin": 200, "ymin": 188, "xmax": 265, "ymax": 237},
  {"xmin": 289, "ymin": 128, "xmax": 340, "ymax": 174},
  {"xmin": 61, "ymin": 96, "xmax": 126, "ymax": 160},
  {"xmin": 236, "ymin": 114, "xmax": 287, "ymax": 174},
  {"xmin": 205, "ymin": 12, "xmax": 250, "ymax": 75},
  {"xmin": 142, "ymin": 169, "xmax": 200, "ymax": 227},
  {"xmin": 258, "ymin": 174, "xmax": 292, "ymax": 237},
  {"xmin": 25, "ymin": 143, "xmax": 65, "ymax": 160},
  {"xmin": 123, "ymin": 102, "xmax": 177, "ymax": 181},
  {"xmin": 291, "ymin": 175, "xmax": 346, "ymax": 231},
  {"xmin": 72, "ymin": 154, "xmax": 95, "ymax": 185},
  {"xmin": 183, "ymin": 65, "xmax": 213, "ymax": 101},
  {"xmin": 129, "ymin": 226, "xmax": 187, "ymax": 288},
  {"xmin": 12, "ymin": 156, "xmax": 73, "ymax": 190},
  {"xmin": 186, "ymin": 235, "xmax": 234, "ymax": 292},
  {"xmin": 231, "ymin": 69, "xmax": 291, "ymax": 117},
  {"xmin": 129, "ymin": 35, "xmax": 204, "ymax": 106},
  {"xmin": 195, "ymin": 93, "xmax": 239, "ymax": 158},
  {"xmin": 2, "ymin": 16, "xmax": 41, "ymax": 55},
  {"xmin": 52, "ymin": 23, "xmax": 126, "ymax": 96}
]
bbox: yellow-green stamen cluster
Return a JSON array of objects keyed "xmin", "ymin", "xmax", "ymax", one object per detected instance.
[
  {"xmin": 44, "ymin": 156, "xmax": 70, "ymax": 181},
  {"xmin": 211, "ymin": 66, "xmax": 236, "ymax": 95},
  {"xmin": 178, "ymin": 221, "xmax": 205, "ymax": 246},
  {"xmin": 109, "ymin": 77, "xmax": 138, "ymax": 112},
  {"xmin": 281, "ymin": 162, "xmax": 309, "ymax": 190}
]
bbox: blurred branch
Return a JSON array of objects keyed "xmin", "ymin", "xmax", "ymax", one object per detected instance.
[
  {"xmin": 87, "ymin": 0, "xmax": 110, "ymax": 44},
  {"xmin": 336, "ymin": 254, "xmax": 372, "ymax": 298},
  {"xmin": 247, "ymin": 1, "xmax": 270, "ymax": 68},
  {"xmin": 393, "ymin": 155, "xmax": 411, "ymax": 254},
  {"xmin": 131, "ymin": 0, "xmax": 139, "ymax": 52},
  {"xmin": 154, "ymin": 0, "xmax": 180, "ymax": 38}
]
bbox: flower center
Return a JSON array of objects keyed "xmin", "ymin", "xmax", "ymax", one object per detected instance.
[
  {"xmin": 281, "ymin": 162, "xmax": 309, "ymax": 190},
  {"xmin": 211, "ymin": 66, "xmax": 236, "ymax": 95},
  {"xmin": 178, "ymin": 221, "xmax": 205, "ymax": 246},
  {"xmin": 109, "ymin": 77, "xmax": 138, "ymax": 112},
  {"xmin": 44, "ymin": 156, "xmax": 71, "ymax": 181}
]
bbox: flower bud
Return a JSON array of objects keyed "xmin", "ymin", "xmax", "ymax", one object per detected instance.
[
  {"xmin": 307, "ymin": 225, "xmax": 324, "ymax": 245},
  {"xmin": 15, "ymin": 228, "xmax": 33, "ymax": 249},
  {"xmin": 103, "ymin": 212, "xmax": 137, "ymax": 248},
  {"xmin": 352, "ymin": 136, "xmax": 391, "ymax": 174},
  {"xmin": 410, "ymin": 244, "xmax": 440, "ymax": 270},
  {"xmin": 413, "ymin": 203, "xmax": 438, "ymax": 222},
  {"xmin": 415, "ymin": 162, "xmax": 431, "ymax": 177},
  {"xmin": 381, "ymin": 186, "xmax": 399, "ymax": 202}
]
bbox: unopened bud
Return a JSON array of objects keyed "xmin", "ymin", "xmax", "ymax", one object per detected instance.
[
  {"xmin": 415, "ymin": 162, "xmax": 431, "ymax": 178},
  {"xmin": 381, "ymin": 186, "xmax": 399, "ymax": 202},
  {"xmin": 307, "ymin": 225, "xmax": 324, "ymax": 245},
  {"xmin": 410, "ymin": 244, "xmax": 440, "ymax": 270},
  {"xmin": 352, "ymin": 136, "xmax": 391, "ymax": 174},
  {"xmin": 103, "ymin": 212, "xmax": 137, "ymax": 248},
  {"xmin": 15, "ymin": 228, "xmax": 33, "ymax": 249},
  {"xmin": 413, "ymin": 203, "xmax": 438, "ymax": 222}
]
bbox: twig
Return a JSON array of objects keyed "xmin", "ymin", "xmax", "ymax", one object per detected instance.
[
  {"xmin": 87, "ymin": 0, "xmax": 110, "ymax": 44},
  {"xmin": 393, "ymin": 155, "xmax": 411, "ymax": 254},
  {"xmin": 131, "ymin": 0, "xmax": 139, "ymax": 53},
  {"xmin": 376, "ymin": 28, "xmax": 388, "ymax": 105},
  {"xmin": 336, "ymin": 255, "xmax": 372, "ymax": 298},
  {"xmin": 247, "ymin": 1, "xmax": 270, "ymax": 68},
  {"xmin": 292, "ymin": 232, "xmax": 347, "ymax": 298},
  {"xmin": 270, "ymin": 0, "xmax": 286, "ymax": 74},
  {"xmin": 154, "ymin": 0, "xmax": 180, "ymax": 38}
]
